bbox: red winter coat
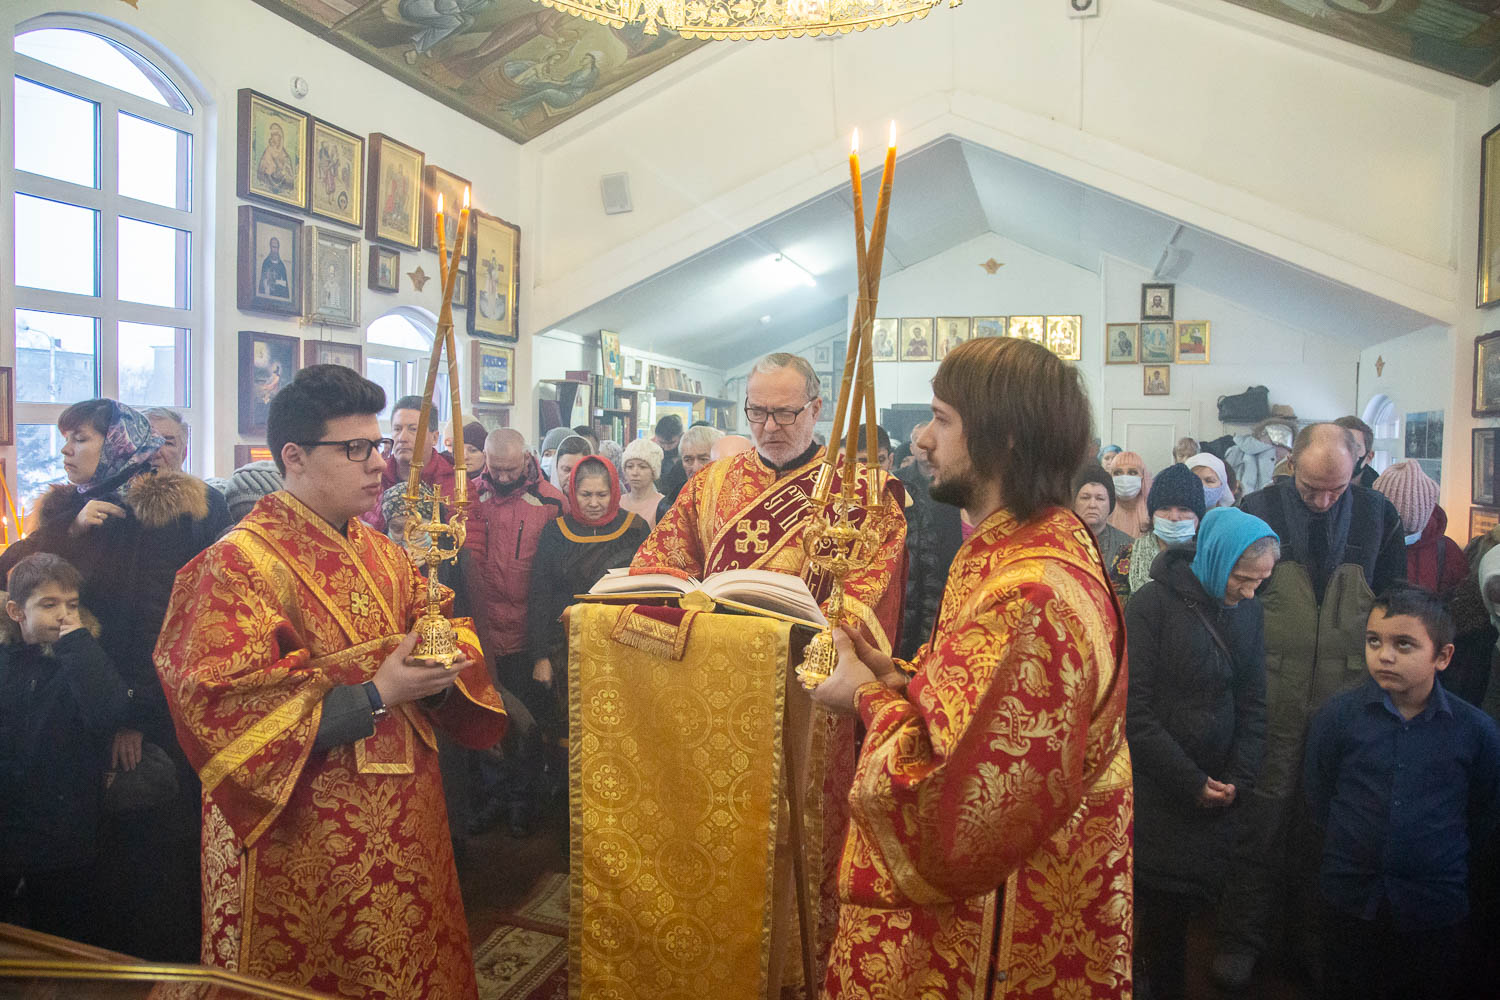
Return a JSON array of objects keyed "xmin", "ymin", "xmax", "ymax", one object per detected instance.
[
  {"xmin": 361, "ymin": 450, "xmax": 458, "ymax": 533},
  {"xmin": 1406, "ymin": 505, "xmax": 1467, "ymax": 598},
  {"xmin": 462, "ymin": 454, "xmax": 566, "ymax": 658}
]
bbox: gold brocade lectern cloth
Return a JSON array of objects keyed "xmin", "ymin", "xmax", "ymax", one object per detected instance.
[{"xmin": 568, "ymin": 603, "xmax": 793, "ymax": 1000}]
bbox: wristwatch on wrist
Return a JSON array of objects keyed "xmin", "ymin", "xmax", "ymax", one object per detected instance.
[{"xmin": 362, "ymin": 680, "xmax": 389, "ymax": 720}]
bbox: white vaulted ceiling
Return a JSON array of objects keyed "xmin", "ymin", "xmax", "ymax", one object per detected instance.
[{"xmin": 546, "ymin": 136, "xmax": 1443, "ymax": 370}]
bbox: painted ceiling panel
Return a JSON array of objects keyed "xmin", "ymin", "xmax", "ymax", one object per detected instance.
[
  {"xmin": 252, "ymin": 0, "xmax": 705, "ymax": 143},
  {"xmin": 1221, "ymin": 0, "xmax": 1500, "ymax": 85}
]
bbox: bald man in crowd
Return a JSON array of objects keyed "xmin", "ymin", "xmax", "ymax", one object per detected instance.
[
  {"xmin": 1212, "ymin": 422, "xmax": 1406, "ymax": 990},
  {"xmin": 462, "ymin": 428, "xmax": 565, "ymax": 836}
]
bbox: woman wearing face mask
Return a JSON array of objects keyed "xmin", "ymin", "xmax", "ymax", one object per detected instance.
[
  {"xmin": 1372, "ymin": 460, "xmax": 1466, "ymax": 599},
  {"xmin": 1072, "ymin": 464, "xmax": 1133, "ymax": 599},
  {"xmin": 538, "ymin": 426, "xmax": 573, "ymax": 482},
  {"xmin": 1187, "ymin": 452, "xmax": 1236, "ymax": 509},
  {"xmin": 1107, "ymin": 450, "xmax": 1153, "ymax": 538},
  {"xmin": 1125, "ymin": 507, "xmax": 1277, "ymax": 1000},
  {"xmin": 1118, "ymin": 463, "xmax": 1207, "ymax": 599}
]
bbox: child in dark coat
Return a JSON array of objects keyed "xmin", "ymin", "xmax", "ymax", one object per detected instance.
[{"xmin": 0, "ymin": 553, "xmax": 128, "ymax": 945}]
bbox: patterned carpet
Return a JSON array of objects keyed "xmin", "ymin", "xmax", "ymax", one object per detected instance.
[{"xmin": 474, "ymin": 873, "xmax": 568, "ymax": 1000}]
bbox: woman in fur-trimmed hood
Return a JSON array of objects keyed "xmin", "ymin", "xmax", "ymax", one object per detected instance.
[{"xmin": 0, "ymin": 398, "xmax": 229, "ymax": 963}]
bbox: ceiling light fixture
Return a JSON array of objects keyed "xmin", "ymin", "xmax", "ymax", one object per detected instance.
[{"xmin": 529, "ymin": 0, "xmax": 960, "ymax": 41}]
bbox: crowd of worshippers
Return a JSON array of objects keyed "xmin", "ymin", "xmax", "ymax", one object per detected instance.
[{"xmin": 4, "ymin": 383, "xmax": 1500, "ymax": 999}]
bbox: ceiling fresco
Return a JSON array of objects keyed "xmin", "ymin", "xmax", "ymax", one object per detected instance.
[
  {"xmin": 1221, "ymin": 0, "xmax": 1500, "ymax": 84},
  {"xmin": 253, "ymin": 0, "xmax": 705, "ymax": 143}
]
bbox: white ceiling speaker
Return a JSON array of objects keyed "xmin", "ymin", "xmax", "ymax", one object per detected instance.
[
  {"xmin": 601, "ymin": 172, "xmax": 633, "ymax": 215},
  {"xmin": 1067, "ymin": 0, "xmax": 1099, "ymax": 17}
]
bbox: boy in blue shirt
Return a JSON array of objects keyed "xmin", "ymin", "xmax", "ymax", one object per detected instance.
[{"xmin": 1305, "ymin": 585, "xmax": 1500, "ymax": 999}]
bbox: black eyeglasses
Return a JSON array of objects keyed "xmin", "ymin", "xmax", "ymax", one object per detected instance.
[
  {"xmin": 297, "ymin": 438, "xmax": 393, "ymax": 462},
  {"xmin": 744, "ymin": 400, "xmax": 815, "ymax": 427}
]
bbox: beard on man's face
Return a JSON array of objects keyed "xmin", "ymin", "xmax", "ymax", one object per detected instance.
[{"xmin": 929, "ymin": 473, "xmax": 975, "ymax": 509}]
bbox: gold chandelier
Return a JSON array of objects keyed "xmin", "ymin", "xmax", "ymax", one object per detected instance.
[{"xmin": 529, "ymin": 0, "xmax": 960, "ymax": 40}]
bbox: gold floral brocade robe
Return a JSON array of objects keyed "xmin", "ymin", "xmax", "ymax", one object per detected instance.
[
  {"xmin": 632, "ymin": 446, "xmax": 908, "ymax": 969},
  {"xmin": 822, "ymin": 507, "xmax": 1133, "ymax": 1000},
  {"xmin": 153, "ymin": 491, "xmax": 507, "ymax": 1000}
]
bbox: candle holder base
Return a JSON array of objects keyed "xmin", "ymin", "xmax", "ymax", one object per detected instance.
[
  {"xmin": 796, "ymin": 627, "xmax": 836, "ymax": 691},
  {"xmin": 413, "ymin": 605, "xmax": 461, "ymax": 670}
]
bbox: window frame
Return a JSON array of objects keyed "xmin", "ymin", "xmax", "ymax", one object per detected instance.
[
  {"xmin": 366, "ymin": 307, "xmax": 449, "ymax": 429},
  {"xmin": 4, "ymin": 15, "xmax": 206, "ymax": 474}
]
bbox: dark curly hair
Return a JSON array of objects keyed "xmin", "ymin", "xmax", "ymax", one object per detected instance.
[{"xmin": 267, "ymin": 365, "xmax": 386, "ymax": 475}]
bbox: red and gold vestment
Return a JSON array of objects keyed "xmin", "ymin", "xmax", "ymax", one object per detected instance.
[
  {"xmin": 822, "ymin": 507, "xmax": 1133, "ymax": 1000},
  {"xmin": 632, "ymin": 446, "xmax": 908, "ymax": 978},
  {"xmin": 154, "ymin": 491, "xmax": 506, "ymax": 1000}
]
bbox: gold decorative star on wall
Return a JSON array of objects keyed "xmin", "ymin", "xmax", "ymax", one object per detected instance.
[
  {"xmin": 1375, "ymin": 355, "xmax": 1385, "ymax": 377},
  {"xmin": 408, "ymin": 266, "xmax": 429, "ymax": 291},
  {"xmin": 980, "ymin": 258, "xmax": 1004, "ymax": 274}
]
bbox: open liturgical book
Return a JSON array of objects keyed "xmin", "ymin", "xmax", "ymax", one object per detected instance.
[{"xmin": 588, "ymin": 568, "xmax": 828, "ymax": 629}]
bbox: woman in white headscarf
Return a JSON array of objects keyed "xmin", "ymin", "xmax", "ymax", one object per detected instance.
[{"xmin": 1187, "ymin": 452, "xmax": 1236, "ymax": 509}]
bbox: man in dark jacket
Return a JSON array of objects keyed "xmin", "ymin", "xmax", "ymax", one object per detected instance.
[
  {"xmin": 1213, "ymin": 422, "xmax": 1407, "ymax": 989},
  {"xmin": 462, "ymin": 428, "xmax": 564, "ymax": 835},
  {"xmin": 1128, "ymin": 509, "xmax": 1276, "ymax": 999},
  {"xmin": 363, "ymin": 394, "xmax": 455, "ymax": 533}
]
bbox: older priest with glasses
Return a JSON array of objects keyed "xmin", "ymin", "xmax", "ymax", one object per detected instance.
[
  {"xmin": 153, "ymin": 365, "xmax": 506, "ymax": 1000},
  {"xmin": 630, "ymin": 351, "xmax": 908, "ymax": 987}
]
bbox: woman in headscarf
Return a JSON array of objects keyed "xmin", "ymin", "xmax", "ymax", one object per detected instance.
[
  {"xmin": 1126, "ymin": 507, "xmax": 1277, "ymax": 1000},
  {"xmin": 1098, "ymin": 443, "xmax": 1123, "ymax": 471},
  {"xmin": 1186, "ymin": 451, "xmax": 1236, "ymax": 509},
  {"xmin": 619, "ymin": 437, "xmax": 665, "ymax": 529},
  {"xmin": 538, "ymin": 425, "xmax": 573, "ymax": 482},
  {"xmin": 1071, "ymin": 464, "xmax": 1132, "ymax": 599},
  {"xmin": 1107, "ymin": 450, "xmax": 1152, "ymax": 538},
  {"xmin": 0, "ymin": 398, "xmax": 229, "ymax": 962},
  {"xmin": 1117, "ymin": 463, "xmax": 1206, "ymax": 600},
  {"xmin": 550, "ymin": 434, "xmax": 593, "ymax": 507}
]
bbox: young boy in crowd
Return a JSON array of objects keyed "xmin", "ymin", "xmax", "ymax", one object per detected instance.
[
  {"xmin": 1305, "ymin": 585, "xmax": 1500, "ymax": 1000},
  {"xmin": 0, "ymin": 553, "xmax": 128, "ymax": 944}
]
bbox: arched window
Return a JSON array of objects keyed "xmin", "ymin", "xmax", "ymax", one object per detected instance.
[
  {"xmin": 366, "ymin": 307, "xmax": 448, "ymax": 428},
  {"xmin": 1362, "ymin": 393, "xmax": 1399, "ymax": 475},
  {"xmin": 8, "ymin": 17, "xmax": 205, "ymax": 498}
]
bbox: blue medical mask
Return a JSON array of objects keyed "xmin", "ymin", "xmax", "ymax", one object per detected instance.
[
  {"xmin": 1202, "ymin": 483, "xmax": 1228, "ymax": 508},
  {"xmin": 542, "ymin": 455, "xmax": 555, "ymax": 478},
  {"xmin": 1113, "ymin": 474, "xmax": 1142, "ymax": 500},
  {"xmin": 1154, "ymin": 515, "xmax": 1197, "ymax": 546},
  {"xmin": 1404, "ymin": 530, "xmax": 1423, "ymax": 546}
]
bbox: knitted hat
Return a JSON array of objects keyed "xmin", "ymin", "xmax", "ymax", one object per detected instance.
[
  {"xmin": 1373, "ymin": 460, "xmax": 1438, "ymax": 535},
  {"xmin": 622, "ymin": 437, "xmax": 663, "ymax": 480},
  {"xmin": 1070, "ymin": 464, "xmax": 1115, "ymax": 513},
  {"xmin": 462, "ymin": 421, "xmax": 488, "ymax": 453},
  {"xmin": 1146, "ymin": 462, "xmax": 1206, "ymax": 521},
  {"xmin": 224, "ymin": 460, "xmax": 282, "ymax": 522}
]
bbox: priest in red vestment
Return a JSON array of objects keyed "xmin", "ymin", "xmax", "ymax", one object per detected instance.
[
  {"xmin": 154, "ymin": 366, "xmax": 506, "ymax": 1000},
  {"xmin": 631, "ymin": 352, "xmax": 907, "ymax": 986},
  {"xmin": 813, "ymin": 337, "xmax": 1133, "ymax": 1000}
]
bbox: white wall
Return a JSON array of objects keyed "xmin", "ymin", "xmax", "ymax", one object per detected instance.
[{"xmin": 3, "ymin": 0, "xmax": 526, "ymax": 476}]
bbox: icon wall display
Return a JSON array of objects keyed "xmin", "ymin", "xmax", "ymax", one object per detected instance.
[
  {"xmin": 473, "ymin": 341, "xmax": 515, "ymax": 406},
  {"xmin": 1474, "ymin": 330, "xmax": 1500, "ymax": 416},
  {"xmin": 307, "ymin": 116, "xmax": 363, "ymax": 228},
  {"xmin": 899, "ymin": 318, "xmax": 934, "ymax": 361},
  {"xmin": 239, "ymin": 330, "xmax": 300, "ymax": 434},
  {"xmin": 935, "ymin": 317, "xmax": 970, "ymax": 359},
  {"xmin": 1106, "ymin": 323, "xmax": 1139, "ymax": 364},
  {"xmin": 237, "ymin": 89, "xmax": 307, "ymax": 211},
  {"xmin": 1007, "ymin": 315, "xmax": 1045, "ymax": 342},
  {"xmin": 369, "ymin": 245, "xmax": 400, "ymax": 293},
  {"xmin": 1139, "ymin": 321, "xmax": 1175, "ymax": 364},
  {"xmin": 1143, "ymin": 365, "xmax": 1171, "ymax": 396},
  {"xmin": 1141, "ymin": 283, "xmax": 1174, "ymax": 321},
  {"xmin": 468, "ymin": 210, "xmax": 521, "ymax": 341},
  {"xmin": 1475, "ymin": 427, "xmax": 1500, "ymax": 506},
  {"xmin": 238, "ymin": 205, "xmax": 303, "ymax": 316},
  {"xmin": 1046, "ymin": 315, "xmax": 1082, "ymax": 361},
  {"xmin": 303, "ymin": 226, "xmax": 360, "ymax": 327},
  {"xmin": 422, "ymin": 165, "xmax": 471, "ymax": 252},
  {"xmin": 972, "ymin": 316, "xmax": 1006, "ymax": 339},
  {"xmin": 871, "ymin": 318, "xmax": 898, "ymax": 361},
  {"xmin": 365, "ymin": 133, "xmax": 424, "ymax": 250},
  {"xmin": 303, "ymin": 340, "xmax": 363, "ymax": 371},
  {"xmin": 1480, "ymin": 123, "xmax": 1500, "ymax": 308},
  {"xmin": 1175, "ymin": 321, "xmax": 1210, "ymax": 364}
]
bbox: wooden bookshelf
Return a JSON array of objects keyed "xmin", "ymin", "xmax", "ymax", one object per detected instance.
[{"xmin": 654, "ymin": 388, "xmax": 738, "ymax": 432}]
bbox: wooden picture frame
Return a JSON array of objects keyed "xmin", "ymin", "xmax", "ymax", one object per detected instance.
[
  {"xmin": 1007, "ymin": 316, "xmax": 1044, "ymax": 342},
  {"xmin": 1140, "ymin": 321, "xmax": 1175, "ymax": 364},
  {"xmin": 972, "ymin": 316, "xmax": 1006, "ymax": 339},
  {"xmin": 0, "ymin": 367, "xmax": 14, "ymax": 447},
  {"xmin": 935, "ymin": 317, "xmax": 970, "ymax": 360},
  {"xmin": 1480, "ymin": 122, "xmax": 1500, "ymax": 308},
  {"xmin": 303, "ymin": 226, "xmax": 360, "ymax": 327},
  {"xmin": 303, "ymin": 340, "xmax": 362, "ymax": 372},
  {"xmin": 872, "ymin": 318, "xmax": 898, "ymax": 361},
  {"xmin": 422, "ymin": 165, "xmax": 471, "ymax": 252},
  {"xmin": 368, "ymin": 245, "xmax": 400, "ymax": 293},
  {"xmin": 1106, "ymin": 323, "xmax": 1139, "ymax": 364},
  {"xmin": 306, "ymin": 116, "xmax": 364, "ymax": 228},
  {"xmin": 1471, "ymin": 505, "xmax": 1500, "ymax": 542},
  {"xmin": 238, "ymin": 331, "xmax": 301, "ymax": 434},
  {"xmin": 1141, "ymin": 283, "xmax": 1174, "ymax": 321},
  {"xmin": 468, "ymin": 210, "xmax": 521, "ymax": 341},
  {"xmin": 472, "ymin": 340, "xmax": 515, "ymax": 406},
  {"xmin": 233, "ymin": 444, "xmax": 275, "ymax": 468},
  {"xmin": 451, "ymin": 266, "xmax": 469, "ymax": 310},
  {"xmin": 1143, "ymin": 365, "xmax": 1171, "ymax": 396},
  {"xmin": 1046, "ymin": 315, "xmax": 1082, "ymax": 361},
  {"xmin": 237, "ymin": 205, "xmax": 303, "ymax": 316},
  {"xmin": 1476, "ymin": 428, "xmax": 1500, "ymax": 506},
  {"xmin": 237, "ymin": 89, "xmax": 307, "ymax": 211},
  {"xmin": 1475, "ymin": 330, "xmax": 1500, "ymax": 416},
  {"xmin": 899, "ymin": 318, "xmax": 934, "ymax": 362},
  {"xmin": 1175, "ymin": 320, "xmax": 1210, "ymax": 364},
  {"xmin": 365, "ymin": 133, "xmax": 424, "ymax": 250}
]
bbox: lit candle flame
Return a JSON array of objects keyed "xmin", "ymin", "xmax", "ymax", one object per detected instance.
[
  {"xmin": 463, "ymin": 186, "xmax": 471, "ymax": 209},
  {"xmin": 437, "ymin": 192, "xmax": 443, "ymax": 214},
  {"xmin": 888, "ymin": 121, "xmax": 896, "ymax": 147},
  {"xmin": 851, "ymin": 128, "xmax": 859, "ymax": 154}
]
